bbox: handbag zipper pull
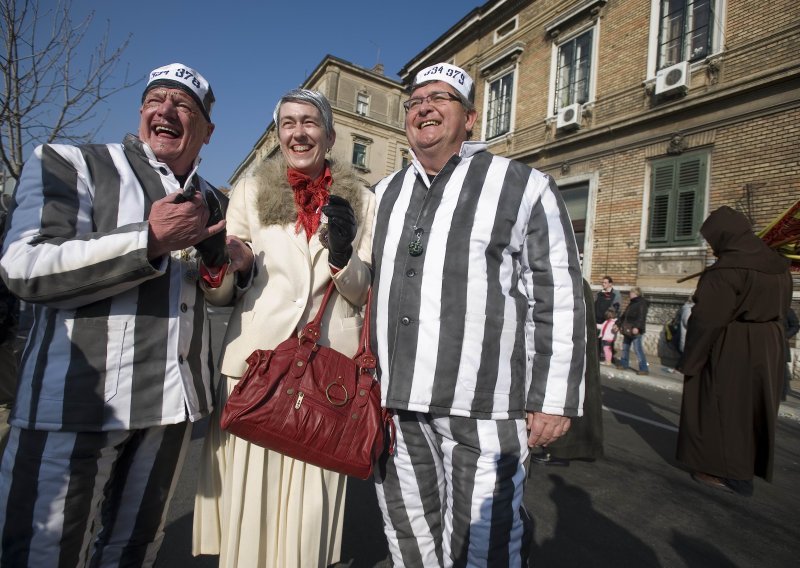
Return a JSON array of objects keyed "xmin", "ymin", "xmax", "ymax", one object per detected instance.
[{"xmin": 294, "ymin": 391, "xmax": 304, "ymax": 409}]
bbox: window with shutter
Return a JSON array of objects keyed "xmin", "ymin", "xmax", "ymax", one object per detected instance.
[{"xmin": 647, "ymin": 153, "xmax": 706, "ymax": 247}]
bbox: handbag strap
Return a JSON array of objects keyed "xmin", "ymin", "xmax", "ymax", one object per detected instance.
[
  {"xmin": 297, "ymin": 280, "xmax": 338, "ymax": 345},
  {"xmin": 298, "ymin": 281, "xmax": 374, "ymax": 364},
  {"xmin": 353, "ymin": 287, "xmax": 375, "ymax": 368}
]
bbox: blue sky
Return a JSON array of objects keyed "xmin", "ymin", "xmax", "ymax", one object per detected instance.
[{"xmin": 63, "ymin": 0, "xmax": 485, "ymax": 187}]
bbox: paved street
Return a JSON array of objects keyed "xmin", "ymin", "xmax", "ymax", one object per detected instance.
[{"xmin": 157, "ymin": 307, "xmax": 800, "ymax": 567}]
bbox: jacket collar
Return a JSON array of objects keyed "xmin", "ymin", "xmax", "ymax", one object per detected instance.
[{"xmin": 253, "ymin": 155, "xmax": 366, "ymax": 228}]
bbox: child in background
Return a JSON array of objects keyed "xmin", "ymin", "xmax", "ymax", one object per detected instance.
[{"xmin": 597, "ymin": 309, "xmax": 617, "ymax": 365}]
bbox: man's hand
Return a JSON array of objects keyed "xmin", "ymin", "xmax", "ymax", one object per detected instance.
[
  {"xmin": 526, "ymin": 412, "xmax": 571, "ymax": 448},
  {"xmin": 147, "ymin": 192, "xmax": 225, "ymax": 260},
  {"xmin": 226, "ymin": 235, "xmax": 254, "ymax": 274}
]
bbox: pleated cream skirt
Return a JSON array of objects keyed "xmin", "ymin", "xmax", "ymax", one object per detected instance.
[{"xmin": 193, "ymin": 376, "xmax": 347, "ymax": 568}]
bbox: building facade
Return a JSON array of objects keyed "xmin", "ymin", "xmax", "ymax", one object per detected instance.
[
  {"xmin": 397, "ymin": 0, "xmax": 799, "ymax": 367},
  {"xmin": 229, "ymin": 55, "xmax": 409, "ymax": 188},
  {"xmin": 228, "ymin": 1, "xmax": 799, "ymax": 368}
]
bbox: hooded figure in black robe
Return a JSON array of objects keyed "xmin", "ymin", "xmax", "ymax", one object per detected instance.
[{"xmin": 677, "ymin": 206, "xmax": 792, "ymax": 494}]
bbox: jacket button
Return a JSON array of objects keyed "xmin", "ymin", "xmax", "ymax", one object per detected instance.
[
  {"xmin": 178, "ymin": 355, "xmax": 184, "ymax": 364},
  {"xmin": 180, "ymin": 303, "xmax": 188, "ymax": 313},
  {"xmin": 401, "ymin": 316, "xmax": 411, "ymax": 325},
  {"xmin": 406, "ymin": 269, "xmax": 416, "ymax": 277}
]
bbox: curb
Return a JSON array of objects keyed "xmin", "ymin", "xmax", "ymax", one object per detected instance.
[{"xmin": 599, "ymin": 366, "xmax": 800, "ymax": 423}]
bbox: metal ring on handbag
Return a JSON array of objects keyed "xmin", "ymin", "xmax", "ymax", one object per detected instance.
[{"xmin": 325, "ymin": 382, "xmax": 349, "ymax": 406}]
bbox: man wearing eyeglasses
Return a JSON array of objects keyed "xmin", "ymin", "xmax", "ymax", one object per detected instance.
[{"xmin": 370, "ymin": 62, "xmax": 586, "ymax": 567}]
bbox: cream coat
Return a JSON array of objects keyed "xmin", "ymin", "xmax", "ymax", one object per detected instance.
[{"xmin": 206, "ymin": 157, "xmax": 374, "ymax": 379}]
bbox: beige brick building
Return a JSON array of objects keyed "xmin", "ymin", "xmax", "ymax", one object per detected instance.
[{"xmin": 396, "ymin": 0, "xmax": 799, "ymax": 366}]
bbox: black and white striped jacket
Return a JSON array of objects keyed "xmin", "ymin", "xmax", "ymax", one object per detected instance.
[
  {"xmin": 370, "ymin": 143, "xmax": 585, "ymax": 420},
  {"xmin": 0, "ymin": 135, "xmax": 218, "ymax": 431}
]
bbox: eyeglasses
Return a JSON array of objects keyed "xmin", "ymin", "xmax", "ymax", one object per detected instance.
[{"xmin": 402, "ymin": 91, "xmax": 462, "ymax": 112}]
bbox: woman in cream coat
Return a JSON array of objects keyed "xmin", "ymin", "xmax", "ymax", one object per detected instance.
[{"xmin": 193, "ymin": 89, "xmax": 374, "ymax": 568}]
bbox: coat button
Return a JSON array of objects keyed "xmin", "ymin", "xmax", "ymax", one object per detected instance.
[
  {"xmin": 178, "ymin": 355, "xmax": 184, "ymax": 364},
  {"xmin": 406, "ymin": 269, "xmax": 416, "ymax": 277},
  {"xmin": 180, "ymin": 303, "xmax": 188, "ymax": 313},
  {"xmin": 401, "ymin": 316, "xmax": 411, "ymax": 325}
]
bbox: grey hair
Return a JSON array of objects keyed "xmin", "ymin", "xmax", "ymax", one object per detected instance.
[
  {"xmin": 453, "ymin": 89, "xmax": 475, "ymax": 113},
  {"xmin": 272, "ymin": 89, "xmax": 334, "ymax": 136}
]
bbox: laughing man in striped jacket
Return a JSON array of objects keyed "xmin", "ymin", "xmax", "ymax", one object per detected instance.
[
  {"xmin": 370, "ymin": 63, "xmax": 586, "ymax": 567},
  {"xmin": 0, "ymin": 63, "xmax": 231, "ymax": 567}
]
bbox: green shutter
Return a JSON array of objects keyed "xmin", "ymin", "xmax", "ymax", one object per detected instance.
[
  {"xmin": 648, "ymin": 160, "xmax": 676, "ymax": 245},
  {"xmin": 673, "ymin": 155, "xmax": 705, "ymax": 243},
  {"xmin": 647, "ymin": 153, "xmax": 706, "ymax": 247}
]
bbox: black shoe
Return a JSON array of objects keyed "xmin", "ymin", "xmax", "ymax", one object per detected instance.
[
  {"xmin": 724, "ymin": 478, "xmax": 754, "ymax": 497},
  {"xmin": 530, "ymin": 451, "xmax": 570, "ymax": 466},
  {"xmin": 691, "ymin": 471, "xmax": 753, "ymax": 497},
  {"xmin": 691, "ymin": 471, "xmax": 734, "ymax": 493}
]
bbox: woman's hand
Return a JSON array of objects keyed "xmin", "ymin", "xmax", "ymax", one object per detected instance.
[{"xmin": 322, "ymin": 195, "xmax": 357, "ymax": 269}]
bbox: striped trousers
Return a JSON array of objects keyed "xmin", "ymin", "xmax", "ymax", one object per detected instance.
[
  {"xmin": 374, "ymin": 411, "xmax": 531, "ymax": 568},
  {"xmin": 0, "ymin": 422, "xmax": 191, "ymax": 567}
]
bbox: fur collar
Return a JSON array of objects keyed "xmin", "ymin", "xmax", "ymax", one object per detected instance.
[{"xmin": 254, "ymin": 156, "xmax": 365, "ymax": 227}]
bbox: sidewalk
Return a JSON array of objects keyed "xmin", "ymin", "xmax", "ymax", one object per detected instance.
[{"xmin": 599, "ymin": 363, "xmax": 800, "ymax": 422}]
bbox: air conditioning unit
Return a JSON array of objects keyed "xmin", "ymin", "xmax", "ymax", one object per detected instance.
[
  {"xmin": 655, "ymin": 61, "xmax": 690, "ymax": 97},
  {"xmin": 556, "ymin": 103, "xmax": 582, "ymax": 131}
]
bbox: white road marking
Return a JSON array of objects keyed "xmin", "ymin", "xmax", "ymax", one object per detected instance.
[{"xmin": 602, "ymin": 405, "xmax": 679, "ymax": 432}]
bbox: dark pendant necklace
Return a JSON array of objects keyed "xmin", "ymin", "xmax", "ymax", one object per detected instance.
[{"xmin": 408, "ymin": 227, "xmax": 424, "ymax": 256}]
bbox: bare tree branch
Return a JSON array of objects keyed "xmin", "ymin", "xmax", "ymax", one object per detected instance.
[{"xmin": 0, "ymin": 0, "xmax": 134, "ymax": 184}]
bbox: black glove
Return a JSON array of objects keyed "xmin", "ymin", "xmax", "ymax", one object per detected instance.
[
  {"xmin": 322, "ymin": 195, "xmax": 356, "ymax": 269},
  {"xmin": 194, "ymin": 189, "xmax": 228, "ymax": 268}
]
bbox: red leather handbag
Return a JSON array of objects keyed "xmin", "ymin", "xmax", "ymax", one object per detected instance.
[{"xmin": 220, "ymin": 281, "xmax": 393, "ymax": 480}]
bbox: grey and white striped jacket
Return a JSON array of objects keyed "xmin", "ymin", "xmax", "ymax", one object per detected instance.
[
  {"xmin": 0, "ymin": 134, "xmax": 218, "ymax": 431},
  {"xmin": 370, "ymin": 143, "xmax": 585, "ymax": 420}
]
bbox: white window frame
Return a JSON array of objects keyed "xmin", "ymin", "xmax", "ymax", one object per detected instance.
[
  {"xmin": 554, "ymin": 172, "xmax": 599, "ymax": 278},
  {"xmin": 646, "ymin": 0, "xmax": 726, "ymax": 78},
  {"xmin": 547, "ymin": 22, "xmax": 599, "ymax": 117},
  {"xmin": 400, "ymin": 148, "xmax": 411, "ymax": 170},
  {"xmin": 356, "ymin": 92, "xmax": 369, "ymax": 116},
  {"xmin": 482, "ymin": 66, "xmax": 518, "ymax": 141},
  {"xmin": 351, "ymin": 136, "xmax": 371, "ymax": 170}
]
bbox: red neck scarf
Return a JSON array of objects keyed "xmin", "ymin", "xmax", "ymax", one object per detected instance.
[{"xmin": 287, "ymin": 164, "xmax": 332, "ymax": 240}]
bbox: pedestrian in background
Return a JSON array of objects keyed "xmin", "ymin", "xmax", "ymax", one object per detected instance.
[
  {"xmin": 0, "ymin": 63, "xmax": 225, "ymax": 566},
  {"xmin": 598, "ymin": 308, "xmax": 618, "ymax": 365},
  {"xmin": 677, "ymin": 206, "xmax": 792, "ymax": 497},
  {"xmin": 783, "ymin": 307, "xmax": 799, "ymax": 401},
  {"xmin": 369, "ymin": 62, "xmax": 585, "ymax": 567},
  {"xmin": 615, "ymin": 287, "xmax": 650, "ymax": 376},
  {"xmin": 679, "ymin": 298, "xmax": 694, "ymax": 354},
  {"xmin": 595, "ymin": 275, "xmax": 622, "ymax": 360},
  {"xmin": 0, "ymin": 199, "xmax": 18, "ymax": 456}
]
